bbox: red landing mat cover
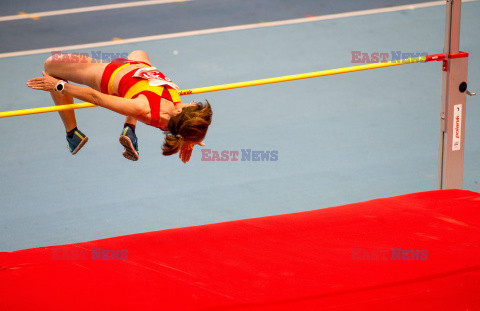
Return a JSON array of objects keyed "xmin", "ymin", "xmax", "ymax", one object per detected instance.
[{"xmin": 1, "ymin": 190, "xmax": 480, "ymax": 310}]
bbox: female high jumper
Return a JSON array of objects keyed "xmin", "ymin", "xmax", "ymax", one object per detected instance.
[{"xmin": 26, "ymin": 50, "xmax": 212, "ymax": 163}]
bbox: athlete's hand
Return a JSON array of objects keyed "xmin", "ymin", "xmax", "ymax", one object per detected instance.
[
  {"xmin": 26, "ymin": 71, "xmax": 59, "ymax": 92},
  {"xmin": 179, "ymin": 141, "xmax": 206, "ymax": 163}
]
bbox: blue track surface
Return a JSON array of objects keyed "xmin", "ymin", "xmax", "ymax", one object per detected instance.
[
  {"xmin": 1, "ymin": 0, "xmax": 439, "ymax": 53},
  {"xmin": 0, "ymin": 0, "xmax": 479, "ymax": 251}
]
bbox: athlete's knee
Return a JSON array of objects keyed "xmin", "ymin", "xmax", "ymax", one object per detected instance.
[
  {"xmin": 128, "ymin": 50, "xmax": 149, "ymax": 61},
  {"xmin": 44, "ymin": 56, "xmax": 54, "ymax": 73},
  {"xmin": 43, "ymin": 56, "xmax": 66, "ymax": 79},
  {"xmin": 130, "ymin": 50, "xmax": 147, "ymax": 56},
  {"xmin": 44, "ymin": 55, "xmax": 63, "ymax": 75}
]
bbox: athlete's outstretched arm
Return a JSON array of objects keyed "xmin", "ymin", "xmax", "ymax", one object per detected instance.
[{"xmin": 27, "ymin": 72, "xmax": 149, "ymax": 122}]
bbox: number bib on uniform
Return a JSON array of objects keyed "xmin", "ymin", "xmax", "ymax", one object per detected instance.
[{"xmin": 132, "ymin": 67, "xmax": 180, "ymax": 90}]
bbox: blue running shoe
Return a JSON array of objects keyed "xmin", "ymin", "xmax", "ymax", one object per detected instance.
[
  {"xmin": 66, "ymin": 129, "xmax": 88, "ymax": 155},
  {"xmin": 119, "ymin": 125, "xmax": 139, "ymax": 161}
]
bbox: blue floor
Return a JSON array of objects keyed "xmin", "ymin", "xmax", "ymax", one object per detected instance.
[
  {"xmin": 0, "ymin": 0, "xmax": 479, "ymax": 251},
  {"xmin": 0, "ymin": 0, "xmax": 440, "ymax": 53}
]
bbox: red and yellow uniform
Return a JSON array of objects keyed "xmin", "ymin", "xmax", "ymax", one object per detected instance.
[{"xmin": 100, "ymin": 58, "xmax": 180, "ymax": 130}]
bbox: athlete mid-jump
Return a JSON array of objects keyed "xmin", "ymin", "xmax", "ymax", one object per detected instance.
[{"xmin": 27, "ymin": 50, "xmax": 212, "ymax": 163}]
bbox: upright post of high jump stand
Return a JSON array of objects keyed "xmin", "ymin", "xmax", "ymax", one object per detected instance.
[{"xmin": 438, "ymin": 0, "xmax": 471, "ymax": 189}]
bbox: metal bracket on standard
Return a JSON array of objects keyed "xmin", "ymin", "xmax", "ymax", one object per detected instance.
[
  {"xmin": 426, "ymin": 52, "xmax": 470, "ymax": 73},
  {"xmin": 443, "ymin": 51, "xmax": 470, "ymax": 72}
]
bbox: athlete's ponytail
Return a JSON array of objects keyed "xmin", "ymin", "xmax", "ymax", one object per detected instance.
[{"xmin": 162, "ymin": 100, "xmax": 212, "ymax": 156}]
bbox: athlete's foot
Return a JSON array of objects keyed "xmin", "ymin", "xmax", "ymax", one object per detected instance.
[
  {"xmin": 119, "ymin": 125, "xmax": 139, "ymax": 161},
  {"xmin": 66, "ymin": 128, "xmax": 88, "ymax": 155}
]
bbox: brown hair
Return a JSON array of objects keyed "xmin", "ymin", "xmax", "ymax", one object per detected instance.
[{"xmin": 162, "ymin": 100, "xmax": 212, "ymax": 156}]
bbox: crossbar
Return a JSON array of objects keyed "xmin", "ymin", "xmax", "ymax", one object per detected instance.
[{"xmin": 0, "ymin": 56, "xmax": 426, "ymax": 119}]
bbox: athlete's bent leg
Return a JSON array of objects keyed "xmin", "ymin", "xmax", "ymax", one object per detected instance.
[
  {"xmin": 118, "ymin": 51, "xmax": 150, "ymax": 161},
  {"xmin": 43, "ymin": 54, "xmax": 106, "ymax": 154},
  {"xmin": 123, "ymin": 50, "xmax": 149, "ymax": 131},
  {"xmin": 49, "ymin": 84, "xmax": 77, "ymax": 132},
  {"xmin": 120, "ymin": 120, "xmax": 139, "ymax": 161}
]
